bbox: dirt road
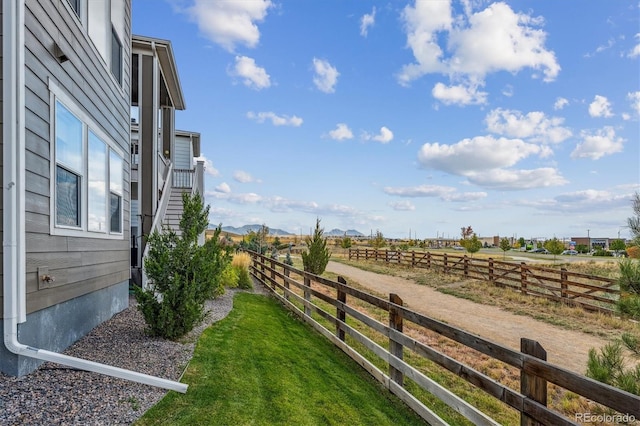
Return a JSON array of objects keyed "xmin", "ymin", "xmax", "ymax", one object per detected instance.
[{"xmin": 326, "ymin": 261, "xmax": 611, "ymax": 374}]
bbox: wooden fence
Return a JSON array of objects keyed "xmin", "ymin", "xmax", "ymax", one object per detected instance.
[
  {"xmin": 348, "ymin": 249, "xmax": 620, "ymax": 313},
  {"xmin": 248, "ymin": 251, "xmax": 639, "ymax": 426}
]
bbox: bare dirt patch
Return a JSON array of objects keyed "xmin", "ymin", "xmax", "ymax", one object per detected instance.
[{"xmin": 325, "ymin": 260, "xmax": 612, "ymax": 374}]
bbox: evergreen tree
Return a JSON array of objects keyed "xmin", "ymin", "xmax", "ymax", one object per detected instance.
[
  {"xmin": 302, "ymin": 218, "xmax": 331, "ymax": 275},
  {"xmin": 135, "ymin": 192, "xmax": 231, "ymax": 339}
]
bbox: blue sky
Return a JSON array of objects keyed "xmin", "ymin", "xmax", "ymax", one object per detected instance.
[{"xmin": 132, "ymin": 0, "xmax": 640, "ymax": 240}]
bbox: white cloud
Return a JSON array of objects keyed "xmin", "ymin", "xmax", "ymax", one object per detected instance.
[
  {"xmin": 233, "ymin": 170, "xmax": 261, "ymax": 183},
  {"xmin": 441, "ymin": 191, "xmax": 488, "ymax": 202},
  {"xmin": 215, "ymin": 182, "xmax": 231, "ymax": 193},
  {"xmin": 328, "ymin": 123, "xmax": 353, "ymax": 141},
  {"xmin": 230, "ymin": 56, "xmax": 271, "ymax": 90},
  {"xmin": 186, "ymin": 0, "xmax": 272, "ymax": 52},
  {"xmin": 530, "ymin": 189, "xmax": 635, "ymax": 214},
  {"xmin": 312, "ymin": 58, "xmax": 340, "ymax": 93},
  {"xmin": 485, "ymin": 108, "xmax": 572, "ymax": 144},
  {"xmin": 571, "ymin": 126, "xmax": 625, "ymax": 160},
  {"xmin": 588, "ymin": 95, "xmax": 613, "ymax": 118},
  {"xmin": 360, "ymin": 7, "xmax": 376, "ymax": 37},
  {"xmin": 628, "ymin": 91, "xmax": 640, "ymax": 116},
  {"xmin": 364, "ymin": 126, "xmax": 394, "ymax": 143},
  {"xmin": 417, "ymin": 136, "xmax": 564, "ymax": 190},
  {"xmin": 554, "ymin": 97, "xmax": 569, "ymax": 110},
  {"xmin": 432, "ymin": 81, "xmax": 487, "ymax": 105},
  {"xmin": 465, "ymin": 168, "xmax": 567, "ymax": 190},
  {"xmin": 418, "ymin": 136, "xmax": 550, "ymax": 175},
  {"xmin": 398, "ymin": 1, "xmax": 560, "ymax": 104},
  {"xmin": 193, "ymin": 155, "xmax": 220, "ymax": 176},
  {"xmin": 247, "ymin": 111, "xmax": 303, "ymax": 127},
  {"xmin": 384, "ymin": 184, "xmax": 456, "ymax": 198},
  {"xmin": 389, "ymin": 200, "xmax": 415, "ymax": 211},
  {"xmin": 384, "ymin": 185, "xmax": 488, "ymax": 202}
]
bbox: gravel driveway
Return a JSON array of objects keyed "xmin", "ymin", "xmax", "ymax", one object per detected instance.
[{"xmin": 325, "ymin": 261, "xmax": 610, "ymax": 374}]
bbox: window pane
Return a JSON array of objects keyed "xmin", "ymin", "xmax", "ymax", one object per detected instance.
[
  {"xmin": 111, "ymin": 27, "xmax": 123, "ymax": 84},
  {"xmin": 55, "ymin": 101, "xmax": 83, "ymax": 172},
  {"xmin": 67, "ymin": 0, "xmax": 80, "ymax": 16},
  {"xmin": 56, "ymin": 166, "xmax": 80, "ymax": 227},
  {"xmin": 88, "ymin": 132, "xmax": 107, "ymax": 232},
  {"xmin": 110, "ymin": 193, "xmax": 122, "ymax": 233},
  {"xmin": 110, "ymin": 150, "xmax": 124, "ymax": 233},
  {"xmin": 110, "ymin": 150, "xmax": 123, "ymax": 195}
]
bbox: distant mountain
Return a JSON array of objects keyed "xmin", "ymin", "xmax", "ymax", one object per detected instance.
[
  {"xmin": 219, "ymin": 224, "xmax": 294, "ymax": 236},
  {"xmin": 325, "ymin": 228, "xmax": 365, "ymax": 237},
  {"xmin": 218, "ymin": 224, "xmax": 364, "ymax": 237}
]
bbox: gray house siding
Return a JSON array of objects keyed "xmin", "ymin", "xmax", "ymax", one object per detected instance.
[
  {"xmin": 1, "ymin": 0, "xmax": 133, "ymax": 376},
  {"xmin": 174, "ymin": 137, "xmax": 193, "ymax": 170}
]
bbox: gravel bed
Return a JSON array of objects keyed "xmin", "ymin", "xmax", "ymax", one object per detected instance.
[{"xmin": 0, "ymin": 284, "xmax": 268, "ymax": 425}]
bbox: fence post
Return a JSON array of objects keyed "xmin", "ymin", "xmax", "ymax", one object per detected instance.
[
  {"xmin": 427, "ymin": 252, "xmax": 431, "ymax": 269},
  {"xmin": 270, "ymin": 259, "xmax": 276, "ymax": 290},
  {"xmin": 488, "ymin": 258, "xmax": 494, "ymax": 283},
  {"xmin": 304, "ymin": 275, "xmax": 312, "ymax": 316},
  {"xmin": 463, "ymin": 256, "xmax": 469, "ymax": 278},
  {"xmin": 521, "ymin": 338, "xmax": 547, "ymax": 426},
  {"xmin": 560, "ymin": 268, "xmax": 568, "ymax": 299},
  {"xmin": 337, "ymin": 277, "xmax": 347, "ymax": 341},
  {"xmin": 389, "ymin": 293, "xmax": 404, "ymax": 386},
  {"xmin": 520, "ymin": 262, "xmax": 528, "ymax": 295},
  {"xmin": 443, "ymin": 253, "xmax": 448, "ymax": 273},
  {"xmin": 284, "ymin": 267, "xmax": 290, "ymax": 300},
  {"xmin": 411, "ymin": 250, "xmax": 416, "ymax": 267}
]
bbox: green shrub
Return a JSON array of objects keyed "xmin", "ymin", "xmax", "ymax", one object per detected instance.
[
  {"xmin": 134, "ymin": 192, "xmax": 231, "ymax": 339},
  {"xmin": 236, "ymin": 266, "xmax": 253, "ymax": 289},
  {"xmin": 587, "ymin": 340, "xmax": 640, "ymax": 396},
  {"xmin": 220, "ymin": 264, "xmax": 239, "ymax": 288},
  {"xmin": 592, "ymin": 248, "xmax": 613, "ymax": 257},
  {"xmin": 617, "ymin": 295, "xmax": 640, "ymax": 320},
  {"xmin": 284, "ymin": 252, "xmax": 294, "ymax": 266},
  {"xmin": 618, "ymin": 259, "xmax": 640, "ymax": 294}
]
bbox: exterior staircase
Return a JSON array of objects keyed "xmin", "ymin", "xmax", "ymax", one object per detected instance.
[{"xmin": 163, "ymin": 186, "xmax": 191, "ymax": 236}]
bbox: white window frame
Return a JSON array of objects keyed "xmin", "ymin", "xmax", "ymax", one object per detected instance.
[{"xmin": 49, "ymin": 80, "xmax": 125, "ymax": 240}]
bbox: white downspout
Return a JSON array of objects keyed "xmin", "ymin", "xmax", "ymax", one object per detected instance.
[{"xmin": 2, "ymin": 1, "xmax": 187, "ymax": 394}]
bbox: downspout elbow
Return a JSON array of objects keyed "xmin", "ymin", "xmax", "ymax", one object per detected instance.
[{"xmin": 3, "ymin": 317, "xmax": 188, "ymax": 393}]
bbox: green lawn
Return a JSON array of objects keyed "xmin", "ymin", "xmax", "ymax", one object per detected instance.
[{"xmin": 135, "ymin": 293, "xmax": 428, "ymax": 426}]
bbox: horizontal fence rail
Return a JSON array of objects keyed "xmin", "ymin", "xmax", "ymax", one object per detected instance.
[
  {"xmin": 348, "ymin": 249, "xmax": 619, "ymax": 313},
  {"xmin": 248, "ymin": 251, "xmax": 639, "ymax": 426}
]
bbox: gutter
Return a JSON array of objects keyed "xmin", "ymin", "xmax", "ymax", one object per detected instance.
[{"xmin": 2, "ymin": 1, "xmax": 187, "ymax": 394}]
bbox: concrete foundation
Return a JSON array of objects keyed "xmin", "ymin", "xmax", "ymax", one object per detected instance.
[{"xmin": 1, "ymin": 281, "xmax": 129, "ymax": 376}]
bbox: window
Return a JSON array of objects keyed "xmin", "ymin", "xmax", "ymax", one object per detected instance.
[
  {"xmin": 65, "ymin": 0, "xmax": 125, "ymax": 87},
  {"xmin": 111, "ymin": 26, "xmax": 123, "ymax": 84},
  {"xmin": 51, "ymin": 82, "xmax": 125, "ymax": 239}
]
